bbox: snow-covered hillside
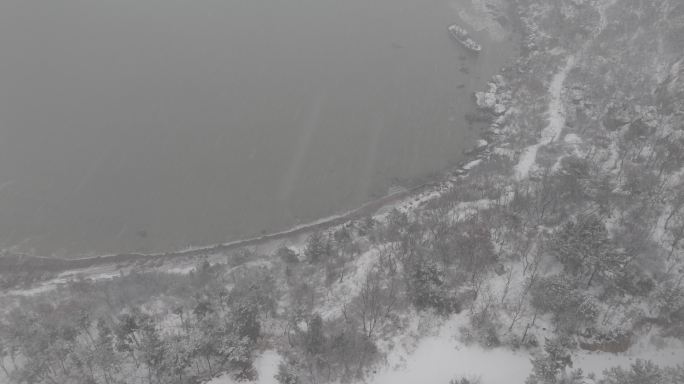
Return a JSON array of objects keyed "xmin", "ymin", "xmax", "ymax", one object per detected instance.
[{"xmin": 2, "ymin": 0, "xmax": 684, "ymax": 384}]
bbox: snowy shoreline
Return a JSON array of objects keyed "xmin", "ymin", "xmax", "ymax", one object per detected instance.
[{"xmin": 4, "ymin": 2, "xmax": 684, "ymax": 384}]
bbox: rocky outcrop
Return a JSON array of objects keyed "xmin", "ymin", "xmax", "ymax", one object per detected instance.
[
  {"xmin": 577, "ymin": 328, "xmax": 633, "ymax": 353},
  {"xmin": 474, "ymin": 75, "xmax": 512, "ymax": 116}
]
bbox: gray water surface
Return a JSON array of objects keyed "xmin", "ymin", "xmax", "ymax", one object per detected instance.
[{"xmin": 0, "ymin": 0, "xmax": 515, "ymax": 256}]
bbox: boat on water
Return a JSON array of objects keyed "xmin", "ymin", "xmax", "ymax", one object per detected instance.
[{"xmin": 447, "ymin": 24, "xmax": 482, "ymax": 53}]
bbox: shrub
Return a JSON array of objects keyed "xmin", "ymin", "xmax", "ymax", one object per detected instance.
[
  {"xmin": 598, "ymin": 359, "xmax": 684, "ymax": 384},
  {"xmin": 407, "ymin": 259, "xmax": 457, "ymax": 314},
  {"xmin": 548, "ymin": 215, "xmax": 613, "ymax": 286},
  {"xmin": 276, "ymin": 361, "xmax": 301, "ymax": 384},
  {"xmin": 305, "ymin": 232, "xmax": 333, "ymax": 263},
  {"xmin": 526, "ymin": 336, "xmax": 581, "ymax": 384},
  {"xmin": 450, "ymin": 376, "xmax": 482, "ymax": 384},
  {"xmin": 277, "ymin": 247, "xmax": 300, "ymax": 264},
  {"xmin": 531, "ymin": 275, "xmax": 598, "ymax": 331}
]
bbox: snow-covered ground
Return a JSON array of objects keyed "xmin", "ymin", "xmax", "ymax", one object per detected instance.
[
  {"xmin": 207, "ymin": 351, "xmax": 282, "ymax": 384},
  {"xmin": 4, "ymin": 279, "xmax": 68, "ymax": 297},
  {"xmin": 199, "ymin": 296, "xmax": 680, "ymax": 384},
  {"xmin": 318, "ymin": 248, "xmax": 380, "ymax": 320},
  {"xmin": 576, "ymin": 346, "xmax": 684, "ymax": 381},
  {"xmin": 6, "ymin": 4, "xmax": 684, "ymax": 384},
  {"xmin": 367, "ymin": 313, "xmax": 684, "ymax": 384},
  {"xmin": 371, "ymin": 314, "xmax": 531, "ymax": 384}
]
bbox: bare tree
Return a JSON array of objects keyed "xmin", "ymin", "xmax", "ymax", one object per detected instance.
[{"xmin": 344, "ymin": 264, "xmax": 399, "ymax": 339}]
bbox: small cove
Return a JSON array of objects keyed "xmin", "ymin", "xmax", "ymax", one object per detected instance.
[{"xmin": 0, "ymin": 0, "xmax": 517, "ymax": 256}]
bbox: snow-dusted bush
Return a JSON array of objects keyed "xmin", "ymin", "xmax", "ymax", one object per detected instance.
[
  {"xmin": 277, "ymin": 246, "xmax": 300, "ymax": 264},
  {"xmin": 406, "ymin": 259, "xmax": 459, "ymax": 315},
  {"xmin": 530, "ymin": 274, "xmax": 599, "ymax": 332},
  {"xmin": 449, "ymin": 375, "xmax": 482, "ymax": 384},
  {"xmin": 305, "ymin": 231, "xmax": 333, "ymax": 264},
  {"xmin": 598, "ymin": 359, "xmax": 684, "ymax": 384},
  {"xmin": 526, "ymin": 336, "xmax": 584, "ymax": 384},
  {"xmin": 278, "ymin": 313, "xmax": 379, "ymax": 384}
]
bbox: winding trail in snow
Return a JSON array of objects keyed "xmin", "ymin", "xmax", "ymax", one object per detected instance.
[
  {"xmin": 514, "ymin": 55, "xmax": 576, "ymax": 180},
  {"xmin": 514, "ymin": 0, "xmax": 617, "ymax": 181}
]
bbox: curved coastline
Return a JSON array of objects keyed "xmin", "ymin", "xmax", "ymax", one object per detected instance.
[
  {"xmin": 0, "ymin": 4, "xmax": 522, "ymax": 275},
  {"xmin": 0, "ymin": 139, "xmax": 494, "ymax": 273}
]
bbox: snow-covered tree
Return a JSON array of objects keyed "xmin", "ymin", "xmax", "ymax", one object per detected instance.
[
  {"xmin": 531, "ymin": 275, "xmax": 598, "ymax": 331},
  {"xmin": 598, "ymin": 359, "xmax": 679, "ymax": 384},
  {"xmin": 277, "ymin": 246, "xmax": 300, "ymax": 264},
  {"xmin": 526, "ymin": 336, "xmax": 583, "ymax": 384},
  {"xmin": 305, "ymin": 232, "xmax": 330, "ymax": 264},
  {"xmin": 549, "ymin": 215, "xmax": 625, "ymax": 287},
  {"xmin": 407, "ymin": 258, "xmax": 455, "ymax": 314}
]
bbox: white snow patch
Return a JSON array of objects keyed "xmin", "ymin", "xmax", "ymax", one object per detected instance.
[
  {"xmin": 540, "ymin": 55, "xmax": 576, "ymax": 143},
  {"xmin": 563, "ymin": 133, "xmax": 582, "ymax": 144},
  {"xmin": 4, "ymin": 279, "xmax": 67, "ymax": 297},
  {"xmin": 164, "ymin": 265, "xmax": 198, "ymax": 275},
  {"xmin": 515, "ymin": 146, "xmax": 540, "ymax": 181},
  {"xmin": 206, "ymin": 350, "xmax": 281, "ymax": 384},
  {"xmin": 463, "ymin": 159, "xmax": 483, "ymax": 170},
  {"xmin": 493, "ymin": 147, "xmax": 516, "ymax": 158},
  {"xmin": 370, "ymin": 314, "xmax": 532, "ymax": 384},
  {"xmin": 451, "ymin": 199, "xmax": 494, "ymax": 222}
]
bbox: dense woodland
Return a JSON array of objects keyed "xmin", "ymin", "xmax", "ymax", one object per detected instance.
[{"xmin": 2, "ymin": 0, "xmax": 684, "ymax": 383}]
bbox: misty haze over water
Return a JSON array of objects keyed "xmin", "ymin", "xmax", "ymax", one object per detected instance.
[{"xmin": 0, "ymin": 0, "xmax": 514, "ymax": 256}]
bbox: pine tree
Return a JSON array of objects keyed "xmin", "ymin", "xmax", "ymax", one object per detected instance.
[
  {"xmin": 305, "ymin": 314, "xmax": 326, "ymax": 356},
  {"xmin": 408, "ymin": 259, "xmax": 453, "ymax": 314},
  {"xmin": 305, "ymin": 232, "xmax": 328, "ymax": 263},
  {"xmin": 276, "ymin": 361, "xmax": 301, "ymax": 384},
  {"xmin": 526, "ymin": 337, "xmax": 577, "ymax": 384},
  {"xmin": 549, "ymin": 215, "xmax": 627, "ymax": 287},
  {"xmin": 599, "ymin": 360, "xmax": 667, "ymax": 384}
]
